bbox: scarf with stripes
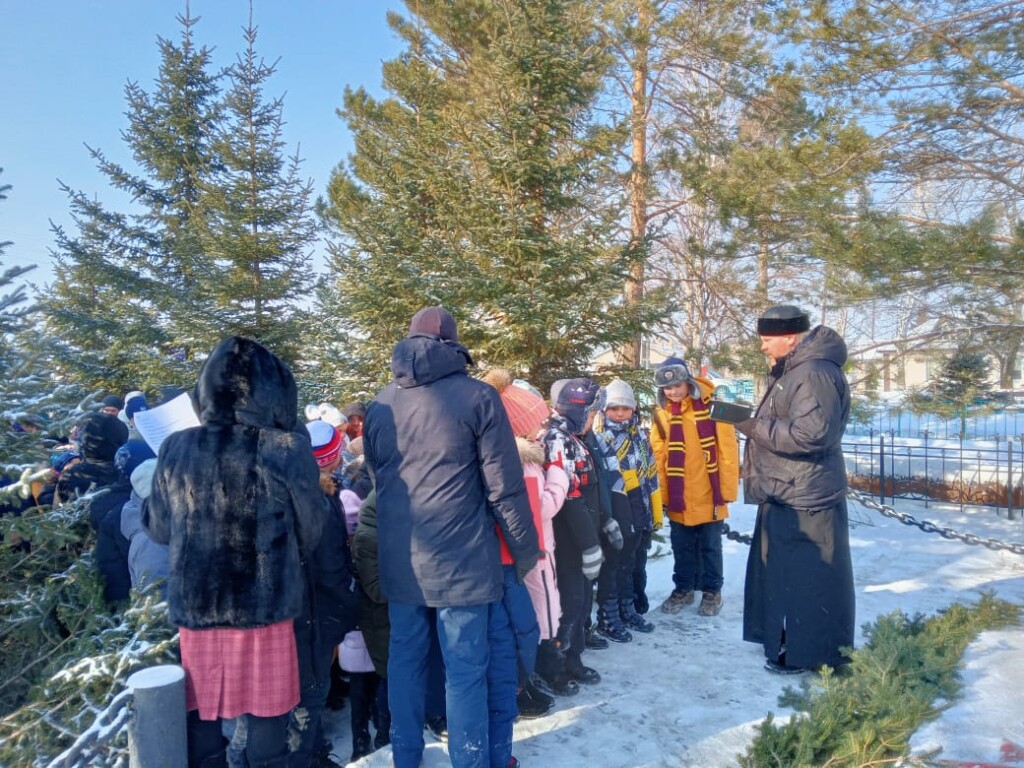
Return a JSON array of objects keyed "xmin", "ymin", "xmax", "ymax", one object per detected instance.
[
  {"xmin": 665, "ymin": 396, "xmax": 724, "ymax": 513},
  {"xmin": 591, "ymin": 414, "xmax": 660, "ymax": 524}
]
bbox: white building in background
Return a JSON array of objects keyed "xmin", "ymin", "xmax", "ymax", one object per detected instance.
[{"xmin": 848, "ymin": 317, "xmax": 1024, "ymax": 395}]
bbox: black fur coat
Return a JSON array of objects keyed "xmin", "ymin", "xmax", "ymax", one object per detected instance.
[{"xmin": 144, "ymin": 337, "xmax": 325, "ymax": 630}]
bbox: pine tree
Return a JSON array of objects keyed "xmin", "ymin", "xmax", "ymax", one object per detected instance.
[{"xmin": 319, "ymin": 0, "xmax": 664, "ymax": 392}]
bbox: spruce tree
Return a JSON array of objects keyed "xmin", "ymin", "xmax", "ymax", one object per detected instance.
[
  {"xmin": 0, "ymin": 171, "xmax": 81, "ymax": 466},
  {"xmin": 195, "ymin": 15, "xmax": 317, "ymax": 364},
  {"xmin": 44, "ymin": 12, "xmax": 221, "ymax": 393},
  {"xmin": 320, "ymin": 0, "xmax": 663, "ymax": 392},
  {"xmin": 44, "ymin": 10, "xmax": 317, "ymax": 393}
]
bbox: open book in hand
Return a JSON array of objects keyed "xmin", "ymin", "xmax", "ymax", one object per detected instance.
[{"xmin": 708, "ymin": 400, "xmax": 753, "ymax": 424}]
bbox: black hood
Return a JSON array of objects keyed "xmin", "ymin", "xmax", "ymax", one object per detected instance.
[
  {"xmin": 788, "ymin": 326, "xmax": 847, "ymax": 371},
  {"xmin": 391, "ymin": 335, "xmax": 472, "ymax": 389},
  {"xmin": 192, "ymin": 336, "xmax": 298, "ymax": 430}
]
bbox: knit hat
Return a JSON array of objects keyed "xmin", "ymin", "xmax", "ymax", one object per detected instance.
[
  {"xmin": 756, "ymin": 305, "xmax": 810, "ymax": 336},
  {"xmin": 347, "ymin": 436, "xmax": 364, "ymax": 457},
  {"xmin": 115, "ymin": 439, "xmax": 157, "ymax": 479},
  {"xmin": 342, "ymin": 402, "xmax": 366, "ymax": 420},
  {"xmin": 130, "ymin": 459, "xmax": 158, "ymax": 500},
  {"xmin": 304, "ymin": 403, "xmax": 347, "ymax": 428},
  {"xmin": 306, "ymin": 420, "xmax": 343, "ymax": 468},
  {"xmin": 408, "ymin": 305, "xmax": 458, "ymax": 341},
  {"xmin": 554, "ymin": 378, "xmax": 601, "ymax": 435},
  {"xmin": 603, "ymin": 379, "xmax": 637, "ymax": 410},
  {"xmin": 101, "ymin": 395, "xmax": 124, "ymax": 411},
  {"xmin": 124, "ymin": 395, "xmax": 149, "ymax": 422},
  {"xmin": 51, "ymin": 450, "xmax": 81, "ymax": 474},
  {"xmin": 482, "ymin": 369, "xmax": 550, "ymax": 439},
  {"xmin": 654, "ymin": 357, "xmax": 695, "ymax": 389}
]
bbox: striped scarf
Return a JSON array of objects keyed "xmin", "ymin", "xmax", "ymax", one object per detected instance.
[
  {"xmin": 592, "ymin": 415, "xmax": 660, "ymax": 525},
  {"xmin": 665, "ymin": 396, "xmax": 724, "ymax": 514}
]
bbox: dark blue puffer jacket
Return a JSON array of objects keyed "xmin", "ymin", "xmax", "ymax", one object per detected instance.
[{"xmin": 364, "ymin": 335, "xmax": 539, "ymax": 607}]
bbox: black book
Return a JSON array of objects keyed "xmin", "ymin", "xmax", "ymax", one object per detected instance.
[{"xmin": 709, "ymin": 400, "xmax": 753, "ymax": 424}]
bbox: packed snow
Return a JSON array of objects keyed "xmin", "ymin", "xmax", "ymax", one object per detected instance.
[{"xmin": 324, "ymin": 490, "xmax": 1024, "ymax": 767}]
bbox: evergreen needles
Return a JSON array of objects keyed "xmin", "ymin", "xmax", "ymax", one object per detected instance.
[{"xmin": 739, "ymin": 595, "xmax": 1021, "ymax": 768}]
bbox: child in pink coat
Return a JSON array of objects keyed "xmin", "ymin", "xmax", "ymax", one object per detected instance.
[{"xmin": 483, "ymin": 370, "xmax": 570, "ymax": 717}]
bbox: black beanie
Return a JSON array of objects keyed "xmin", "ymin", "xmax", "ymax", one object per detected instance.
[{"xmin": 756, "ymin": 305, "xmax": 810, "ymax": 336}]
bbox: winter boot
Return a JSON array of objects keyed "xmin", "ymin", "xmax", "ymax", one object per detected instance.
[
  {"xmin": 425, "ymin": 714, "xmax": 448, "ymax": 742},
  {"xmin": 525, "ymin": 675, "xmax": 554, "ymax": 709},
  {"xmin": 697, "ymin": 590, "xmax": 723, "ymax": 616},
  {"xmin": 595, "ymin": 599, "xmax": 632, "ymax": 643},
  {"xmin": 659, "ymin": 588, "xmax": 694, "ymax": 614},
  {"xmin": 634, "ymin": 591, "xmax": 650, "ymax": 616},
  {"xmin": 351, "ymin": 728, "xmax": 372, "ymax": 763},
  {"xmin": 516, "ymin": 684, "xmax": 553, "ymax": 719},
  {"xmin": 533, "ymin": 641, "xmax": 579, "ymax": 697},
  {"xmin": 584, "ymin": 627, "xmax": 609, "ymax": 650},
  {"xmin": 620, "ymin": 598, "xmax": 655, "ymax": 633},
  {"xmin": 565, "ymin": 655, "xmax": 601, "ymax": 685}
]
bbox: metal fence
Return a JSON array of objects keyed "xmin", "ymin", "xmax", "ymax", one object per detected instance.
[{"xmin": 843, "ymin": 434, "xmax": 1024, "ymax": 518}]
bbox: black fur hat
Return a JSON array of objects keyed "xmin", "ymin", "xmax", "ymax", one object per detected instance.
[{"xmin": 756, "ymin": 305, "xmax": 810, "ymax": 336}]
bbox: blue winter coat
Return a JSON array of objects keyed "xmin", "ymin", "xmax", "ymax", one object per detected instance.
[{"xmin": 363, "ymin": 334, "xmax": 540, "ymax": 607}]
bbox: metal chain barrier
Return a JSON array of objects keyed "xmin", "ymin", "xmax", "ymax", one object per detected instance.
[
  {"xmin": 46, "ymin": 688, "xmax": 133, "ymax": 768},
  {"xmin": 722, "ymin": 522, "xmax": 753, "ymax": 545},
  {"xmin": 846, "ymin": 489, "xmax": 1024, "ymax": 555},
  {"xmin": 722, "ymin": 490, "xmax": 1024, "ymax": 556}
]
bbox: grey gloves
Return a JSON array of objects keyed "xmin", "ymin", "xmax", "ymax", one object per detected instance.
[{"xmin": 582, "ymin": 545, "xmax": 604, "ymax": 581}]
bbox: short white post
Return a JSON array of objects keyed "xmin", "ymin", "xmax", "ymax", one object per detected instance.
[{"xmin": 127, "ymin": 664, "xmax": 187, "ymax": 768}]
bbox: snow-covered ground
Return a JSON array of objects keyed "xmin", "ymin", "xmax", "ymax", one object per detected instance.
[{"xmin": 325, "ymin": 492, "xmax": 1024, "ymax": 768}]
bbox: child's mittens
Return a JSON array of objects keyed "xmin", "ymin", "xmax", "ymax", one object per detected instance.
[
  {"xmin": 602, "ymin": 517, "xmax": 624, "ymax": 551},
  {"xmin": 581, "ymin": 545, "xmax": 604, "ymax": 581}
]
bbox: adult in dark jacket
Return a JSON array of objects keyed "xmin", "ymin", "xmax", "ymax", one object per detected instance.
[
  {"xmin": 54, "ymin": 412, "xmax": 128, "ymax": 506},
  {"xmin": 736, "ymin": 305, "xmax": 855, "ymax": 674},
  {"xmin": 363, "ymin": 306, "xmax": 540, "ymax": 768},
  {"xmin": 143, "ymin": 336, "xmax": 325, "ymax": 768}
]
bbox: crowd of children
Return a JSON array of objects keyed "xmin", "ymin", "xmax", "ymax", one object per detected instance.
[{"xmin": 2, "ymin": 348, "xmax": 737, "ymax": 768}]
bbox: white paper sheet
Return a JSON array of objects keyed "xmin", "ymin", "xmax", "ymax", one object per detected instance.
[{"xmin": 133, "ymin": 392, "xmax": 200, "ymax": 455}]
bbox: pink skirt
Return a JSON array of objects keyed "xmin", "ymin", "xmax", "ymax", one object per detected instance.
[{"xmin": 179, "ymin": 620, "xmax": 300, "ymax": 720}]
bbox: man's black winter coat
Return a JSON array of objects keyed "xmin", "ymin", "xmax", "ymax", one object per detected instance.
[{"xmin": 363, "ymin": 334, "xmax": 539, "ymax": 607}]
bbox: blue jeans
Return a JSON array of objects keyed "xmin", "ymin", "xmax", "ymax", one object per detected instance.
[
  {"xmin": 389, "ymin": 601, "xmax": 512, "ymax": 768},
  {"xmin": 670, "ymin": 520, "xmax": 724, "ymax": 592}
]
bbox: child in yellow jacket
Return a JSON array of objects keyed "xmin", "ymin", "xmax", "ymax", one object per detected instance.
[{"xmin": 649, "ymin": 358, "xmax": 739, "ymax": 616}]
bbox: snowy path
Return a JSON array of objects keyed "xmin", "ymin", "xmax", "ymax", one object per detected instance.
[{"xmin": 326, "ymin": 494, "xmax": 1024, "ymax": 767}]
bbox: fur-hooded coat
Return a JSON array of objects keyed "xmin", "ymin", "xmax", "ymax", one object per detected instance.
[{"xmin": 144, "ymin": 336, "xmax": 325, "ymax": 629}]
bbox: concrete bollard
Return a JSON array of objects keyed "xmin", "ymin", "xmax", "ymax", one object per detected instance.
[{"xmin": 127, "ymin": 664, "xmax": 187, "ymax": 768}]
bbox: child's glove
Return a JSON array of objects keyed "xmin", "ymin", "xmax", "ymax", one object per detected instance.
[
  {"xmin": 581, "ymin": 545, "xmax": 604, "ymax": 581},
  {"xmin": 602, "ymin": 517, "xmax": 624, "ymax": 551}
]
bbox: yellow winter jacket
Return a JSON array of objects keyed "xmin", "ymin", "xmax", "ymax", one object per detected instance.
[{"xmin": 649, "ymin": 376, "xmax": 739, "ymax": 526}]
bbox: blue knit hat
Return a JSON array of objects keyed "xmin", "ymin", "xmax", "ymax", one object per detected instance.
[{"xmin": 114, "ymin": 439, "xmax": 157, "ymax": 479}]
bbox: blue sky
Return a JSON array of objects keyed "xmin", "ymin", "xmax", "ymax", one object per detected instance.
[{"xmin": 0, "ymin": 1, "xmax": 405, "ymax": 282}]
